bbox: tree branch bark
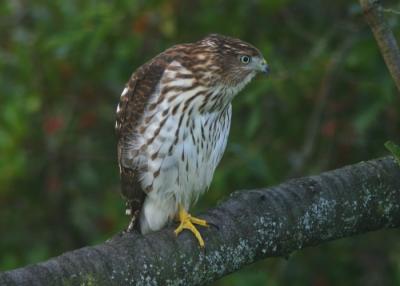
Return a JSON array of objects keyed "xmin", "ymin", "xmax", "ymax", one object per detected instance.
[
  {"xmin": 359, "ymin": 0, "xmax": 400, "ymax": 92},
  {"xmin": 1, "ymin": 156, "xmax": 400, "ymax": 286}
]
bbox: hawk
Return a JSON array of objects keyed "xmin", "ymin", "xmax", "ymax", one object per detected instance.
[{"xmin": 115, "ymin": 34, "xmax": 269, "ymax": 247}]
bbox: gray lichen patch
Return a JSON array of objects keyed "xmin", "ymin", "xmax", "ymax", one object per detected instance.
[
  {"xmin": 377, "ymin": 187, "xmax": 400, "ymax": 226},
  {"xmin": 252, "ymin": 215, "xmax": 284, "ymax": 254},
  {"xmin": 3, "ymin": 157, "xmax": 400, "ymax": 286},
  {"xmin": 202, "ymin": 238, "xmax": 255, "ymax": 280},
  {"xmin": 62, "ymin": 272, "xmax": 108, "ymax": 286},
  {"xmin": 297, "ymin": 197, "xmax": 337, "ymax": 236}
]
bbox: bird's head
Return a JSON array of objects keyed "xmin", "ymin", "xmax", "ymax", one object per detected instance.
[{"xmin": 197, "ymin": 34, "xmax": 269, "ymax": 88}]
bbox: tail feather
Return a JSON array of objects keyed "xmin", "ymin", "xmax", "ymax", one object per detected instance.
[{"xmin": 120, "ymin": 166, "xmax": 145, "ymax": 232}]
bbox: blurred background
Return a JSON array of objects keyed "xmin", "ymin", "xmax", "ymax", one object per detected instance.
[{"xmin": 1, "ymin": 0, "xmax": 400, "ymax": 285}]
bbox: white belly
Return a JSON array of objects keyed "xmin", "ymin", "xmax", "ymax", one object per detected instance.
[{"xmin": 137, "ymin": 104, "xmax": 232, "ymax": 233}]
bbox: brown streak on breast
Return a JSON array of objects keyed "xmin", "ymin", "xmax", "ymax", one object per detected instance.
[
  {"xmin": 182, "ymin": 90, "xmax": 203, "ymax": 113},
  {"xmin": 147, "ymin": 117, "xmax": 168, "ymax": 145},
  {"xmin": 162, "ymin": 108, "xmax": 169, "ymax": 116},
  {"xmin": 151, "ymin": 151, "xmax": 159, "ymax": 160},
  {"xmin": 173, "ymin": 115, "xmax": 184, "ymax": 145},
  {"xmin": 167, "ymin": 94, "xmax": 179, "ymax": 103},
  {"xmin": 172, "ymin": 102, "xmax": 181, "ymax": 115},
  {"xmin": 176, "ymin": 73, "xmax": 193, "ymax": 79},
  {"xmin": 161, "ymin": 85, "xmax": 194, "ymax": 95},
  {"xmin": 148, "ymin": 103, "xmax": 157, "ymax": 111}
]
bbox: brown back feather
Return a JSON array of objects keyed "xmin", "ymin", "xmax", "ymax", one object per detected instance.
[{"xmin": 116, "ymin": 55, "xmax": 170, "ymax": 229}]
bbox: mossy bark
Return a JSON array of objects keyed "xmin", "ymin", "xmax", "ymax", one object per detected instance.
[{"xmin": 1, "ymin": 156, "xmax": 400, "ymax": 286}]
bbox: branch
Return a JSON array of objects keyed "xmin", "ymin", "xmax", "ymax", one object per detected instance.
[
  {"xmin": 1, "ymin": 156, "xmax": 400, "ymax": 286},
  {"xmin": 359, "ymin": 0, "xmax": 400, "ymax": 92}
]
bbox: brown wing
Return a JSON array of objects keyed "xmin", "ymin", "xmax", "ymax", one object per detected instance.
[{"xmin": 116, "ymin": 55, "xmax": 170, "ymax": 230}]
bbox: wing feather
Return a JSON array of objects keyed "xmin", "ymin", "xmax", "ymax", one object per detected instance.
[{"xmin": 116, "ymin": 55, "xmax": 169, "ymax": 230}]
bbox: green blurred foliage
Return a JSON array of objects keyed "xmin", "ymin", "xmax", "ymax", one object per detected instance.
[
  {"xmin": 385, "ymin": 141, "xmax": 400, "ymax": 165},
  {"xmin": 1, "ymin": 0, "xmax": 400, "ymax": 285}
]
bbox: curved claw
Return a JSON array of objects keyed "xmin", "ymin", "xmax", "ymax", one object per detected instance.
[{"xmin": 174, "ymin": 205, "xmax": 208, "ymax": 247}]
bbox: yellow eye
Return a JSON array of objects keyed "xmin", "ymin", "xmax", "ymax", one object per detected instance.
[{"xmin": 240, "ymin": 55, "xmax": 251, "ymax": 64}]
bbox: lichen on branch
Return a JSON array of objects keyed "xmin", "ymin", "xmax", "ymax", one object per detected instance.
[{"xmin": 0, "ymin": 156, "xmax": 400, "ymax": 286}]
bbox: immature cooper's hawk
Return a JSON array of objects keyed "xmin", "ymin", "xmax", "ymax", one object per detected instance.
[{"xmin": 115, "ymin": 34, "xmax": 269, "ymax": 247}]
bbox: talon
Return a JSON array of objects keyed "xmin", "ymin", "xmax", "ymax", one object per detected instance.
[
  {"xmin": 206, "ymin": 220, "xmax": 219, "ymax": 230},
  {"xmin": 174, "ymin": 205, "xmax": 208, "ymax": 247},
  {"xmin": 190, "ymin": 216, "xmax": 209, "ymax": 227}
]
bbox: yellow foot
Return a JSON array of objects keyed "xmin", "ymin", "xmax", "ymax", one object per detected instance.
[{"xmin": 174, "ymin": 205, "xmax": 208, "ymax": 247}]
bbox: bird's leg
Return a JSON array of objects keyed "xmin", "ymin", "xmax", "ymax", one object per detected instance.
[
  {"xmin": 174, "ymin": 204, "xmax": 208, "ymax": 247},
  {"xmin": 125, "ymin": 200, "xmax": 140, "ymax": 233}
]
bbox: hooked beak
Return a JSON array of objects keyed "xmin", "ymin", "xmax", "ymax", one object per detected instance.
[{"xmin": 260, "ymin": 59, "xmax": 270, "ymax": 75}]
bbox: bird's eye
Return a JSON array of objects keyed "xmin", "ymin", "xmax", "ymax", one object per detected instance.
[{"xmin": 240, "ymin": 55, "xmax": 251, "ymax": 64}]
